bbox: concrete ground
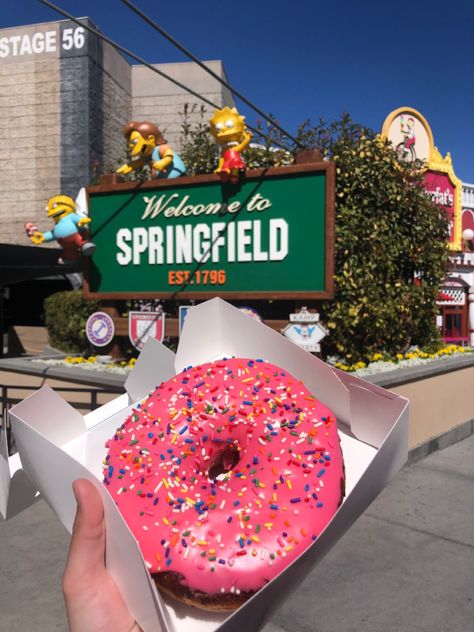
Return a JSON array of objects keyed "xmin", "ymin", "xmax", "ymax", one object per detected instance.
[{"xmin": 1, "ymin": 436, "xmax": 473, "ymax": 632}]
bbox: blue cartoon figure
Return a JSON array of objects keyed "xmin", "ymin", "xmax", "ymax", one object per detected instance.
[
  {"xmin": 116, "ymin": 121, "xmax": 186, "ymax": 179},
  {"xmin": 26, "ymin": 191, "xmax": 96, "ymax": 263}
]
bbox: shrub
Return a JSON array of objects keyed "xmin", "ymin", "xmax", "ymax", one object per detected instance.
[
  {"xmin": 310, "ymin": 116, "xmax": 449, "ymax": 362},
  {"xmin": 178, "ymin": 104, "xmax": 293, "ymax": 175},
  {"xmin": 43, "ymin": 290, "xmax": 100, "ymax": 354},
  {"xmin": 176, "ymin": 111, "xmax": 449, "ymax": 361}
]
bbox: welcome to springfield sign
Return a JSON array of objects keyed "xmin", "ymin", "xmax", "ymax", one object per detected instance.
[
  {"xmin": 382, "ymin": 106, "xmax": 462, "ymax": 250},
  {"xmin": 84, "ymin": 163, "xmax": 335, "ymax": 299}
]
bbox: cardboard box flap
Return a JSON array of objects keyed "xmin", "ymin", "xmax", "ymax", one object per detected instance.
[
  {"xmin": 164, "ymin": 596, "xmax": 227, "ymax": 632},
  {"xmin": 0, "ymin": 420, "xmax": 12, "ymax": 517},
  {"xmin": 101, "ymin": 481, "xmax": 171, "ymax": 632},
  {"xmin": 125, "ymin": 337, "xmax": 177, "ymax": 402},
  {"xmin": 10, "ymin": 414, "xmax": 167, "ymax": 632},
  {"xmin": 346, "ymin": 380, "xmax": 408, "ymax": 447},
  {"xmin": 85, "ymin": 393, "xmax": 130, "ymax": 430},
  {"xmin": 9, "ymin": 385, "xmax": 85, "ymax": 447},
  {"xmin": 175, "ymin": 299, "xmax": 223, "ymax": 369},
  {"xmin": 177, "ymin": 298, "xmax": 352, "ymax": 419},
  {"xmin": 0, "ymin": 421, "xmax": 39, "ymax": 519}
]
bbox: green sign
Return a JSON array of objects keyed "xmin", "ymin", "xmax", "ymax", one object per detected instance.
[{"xmin": 85, "ymin": 164, "xmax": 334, "ymax": 299}]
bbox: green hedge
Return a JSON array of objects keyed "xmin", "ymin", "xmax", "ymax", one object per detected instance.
[{"xmin": 43, "ymin": 290, "xmax": 100, "ymax": 354}]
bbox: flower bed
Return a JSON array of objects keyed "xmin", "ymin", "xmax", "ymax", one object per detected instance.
[
  {"xmin": 32, "ymin": 355, "xmax": 137, "ymax": 375},
  {"xmin": 31, "ymin": 345, "xmax": 474, "ymax": 378},
  {"xmin": 330, "ymin": 345, "xmax": 474, "ymax": 376}
]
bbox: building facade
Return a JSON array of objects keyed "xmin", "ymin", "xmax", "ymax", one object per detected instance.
[
  {"xmin": 381, "ymin": 107, "xmax": 474, "ymax": 345},
  {"xmin": 440, "ymin": 182, "xmax": 474, "ymax": 345},
  {"xmin": 0, "ymin": 18, "xmax": 233, "ymax": 247}
]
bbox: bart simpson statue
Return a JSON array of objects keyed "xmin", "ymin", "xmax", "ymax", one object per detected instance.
[
  {"xmin": 209, "ymin": 106, "xmax": 252, "ymax": 183},
  {"xmin": 27, "ymin": 194, "xmax": 96, "ymax": 263},
  {"xmin": 116, "ymin": 121, "xmax": 186, "ymax": 179}
]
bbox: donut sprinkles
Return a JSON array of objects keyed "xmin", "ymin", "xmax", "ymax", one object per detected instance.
[{"xmin": 103, "ymin": 358, "xmax": 345, "ymax": 610}]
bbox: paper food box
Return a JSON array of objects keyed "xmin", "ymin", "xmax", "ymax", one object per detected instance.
[{"xmin": 4, "ymin": 298, "xmax": 408, "ymax": 632}]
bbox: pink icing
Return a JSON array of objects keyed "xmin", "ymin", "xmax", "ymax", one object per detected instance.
[{"xmin": 103, "ymin": 358, "xmax": 344, "ymax": 596}]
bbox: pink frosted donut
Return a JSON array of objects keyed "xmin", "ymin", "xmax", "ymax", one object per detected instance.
[{"xmin": 103, "ymin": 358, "xmax": 344, "ymax": 610}]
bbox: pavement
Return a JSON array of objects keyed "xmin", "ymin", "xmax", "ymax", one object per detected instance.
[{"xmin": 1, "ymin": 435, "xmax": 473, "ymax": 632}]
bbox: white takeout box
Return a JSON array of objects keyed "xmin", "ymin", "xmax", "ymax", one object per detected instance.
[
  {"xmin": 0, "ymin": 421, "xmax": 39, "ymax": 520},
  {"xmin": 5, "ymin": 298, "xmax": 408, "ymax": 632}
]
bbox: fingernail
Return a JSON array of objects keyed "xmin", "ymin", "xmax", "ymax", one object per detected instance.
[{"xmin": 72, "ymin": 480, "xmax": 81, "ymax": 508}]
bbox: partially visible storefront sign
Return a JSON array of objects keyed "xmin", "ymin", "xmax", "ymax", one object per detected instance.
[{"xmin": 424, "ymin": 152, "xmax": 462, "ymax": 250}]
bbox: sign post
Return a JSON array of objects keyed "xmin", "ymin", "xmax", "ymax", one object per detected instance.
[{"xmin": 282, "ymin": 306, "xmax": 328, "ymax": 353}]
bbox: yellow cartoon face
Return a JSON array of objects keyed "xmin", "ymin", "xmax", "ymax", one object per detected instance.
[
  {"xmin": 46, "ymin": 195, "xmax": 76, "ymax": 223},
  {"xmin": 128, "ymin": 130, "xmax": 155, "ymax": 159},
  {"xmin": 210, "ymin": 106, "xmax": 247, "ymax": 145}
]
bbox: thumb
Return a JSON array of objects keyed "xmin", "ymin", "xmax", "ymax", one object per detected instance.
[{"xmin": 65, "ymin": 479, "xmax": 106, "ymax": 582}]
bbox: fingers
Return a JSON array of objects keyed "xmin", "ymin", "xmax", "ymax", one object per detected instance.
[{"xmin": 64, "ymin": 479, "xmax": 106, "ymax": 584}]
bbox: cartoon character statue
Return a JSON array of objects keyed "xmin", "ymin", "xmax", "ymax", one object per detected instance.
[
  {"xmin": 116, "ymin": 121, "xmax": 186, "ymax": 179},
  {"xmin": 209, "ymin": 106, "xmax": 252, "ymax": 183},
  {"xmin": 26, "ymin": 191, "xmax": 96, "ymax": 263},
  {"xmin": 396, "ymin": 115, "xmax": 417, "ymax": 163}
]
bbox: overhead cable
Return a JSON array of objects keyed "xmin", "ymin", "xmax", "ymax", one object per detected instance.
[
  {"xmin": 119, "ymin": 0, "xmax": 305, "ymax": 149},
  {"xmin": 39, "ymin": 0, "xmax": 289, "ymax": 148},
  {"xmin": 39, "ymin": 0, "xmax": 221, "ymax": 111}
]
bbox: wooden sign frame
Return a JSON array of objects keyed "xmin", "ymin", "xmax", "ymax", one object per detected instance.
[{"xmin": 83, "ymin": 162, "xmax": 335, "ymax": 301}]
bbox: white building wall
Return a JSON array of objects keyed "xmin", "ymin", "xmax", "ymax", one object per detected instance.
[
  {"xmin": 462, "ymin": 182, "xmax": 474, "ymax": 210},
  {"xmin": 132, "ymin": 60, "xmax": 234, "ymax": 149}
]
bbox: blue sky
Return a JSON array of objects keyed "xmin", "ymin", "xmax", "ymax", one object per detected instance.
[{"xmin": 2, "ymin": 0, "xmax": 473, "ymax": 182}]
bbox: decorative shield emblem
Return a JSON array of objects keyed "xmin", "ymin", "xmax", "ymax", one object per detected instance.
[{"xmin": 128, "ymin": 311, "xmax": 165, "ymax": 351}]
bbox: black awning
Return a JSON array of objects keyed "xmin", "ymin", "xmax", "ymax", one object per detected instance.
[{"xmin": 0, "ymin": 244, "xmax": 80, "ymax": 286}]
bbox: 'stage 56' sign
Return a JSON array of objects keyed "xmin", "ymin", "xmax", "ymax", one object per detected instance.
[
  {"xmin": 85, "ymin": 163, "xmax": 335, "ymax": 300},
  {"xmin": 0, "ymin": 26, "xmax": 86, "ymax": 58}
]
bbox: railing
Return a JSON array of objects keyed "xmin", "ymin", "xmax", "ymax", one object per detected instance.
[{"xmin": 1, "ymin": 383, "xmax": 123, "ymax": 453}]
